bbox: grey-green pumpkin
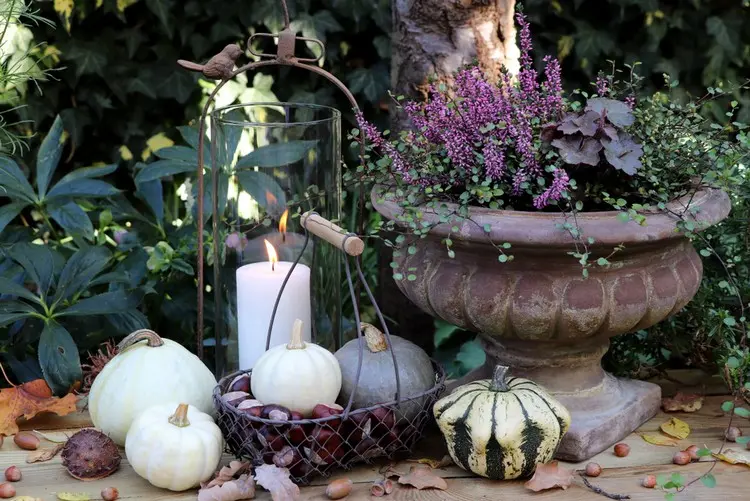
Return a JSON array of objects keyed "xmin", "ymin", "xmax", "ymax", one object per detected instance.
[
  {"xmin": 433, "ymin": 365, "xmax": 571, "ymax": 480},
  {"xmin": 334, "ymin": 323, "xmax": 435, "ymax": 421}
]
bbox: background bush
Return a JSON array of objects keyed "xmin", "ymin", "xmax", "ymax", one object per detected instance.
[{"xmin": 1, "ymin": 0, "xmax": 748, "ymax": 383}]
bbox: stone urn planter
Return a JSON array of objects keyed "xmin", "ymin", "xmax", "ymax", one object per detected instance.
[{"xmin": 372, "ymin": 186, "xmax": 731, "ymax": 461}]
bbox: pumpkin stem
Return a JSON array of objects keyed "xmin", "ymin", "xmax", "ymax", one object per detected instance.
[
  {"xmin": 168, "ymin": 403, "xmax": 191, "ymax": 427},
  {"xmin": 117, "ymin": 329, "xmax": 165, "ymax": 351},
  {"xmin": 361, "ymin": 323, "xmax": 388, "ymax": 353},
  {"xmin": 490, "ymin": 365, "xmax": 511, "ymax": 392},
  {"xmin": 286, "ymin": 319, "xmax": 306, "ymax": 350}
]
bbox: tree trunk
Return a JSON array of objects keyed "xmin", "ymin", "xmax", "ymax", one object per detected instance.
[{"xmin": 378, "ymin": 0, "xmax": 519, "ymax": 353}]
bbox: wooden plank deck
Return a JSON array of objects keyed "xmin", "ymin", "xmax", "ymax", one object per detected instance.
[{"xmin": 2, "ymin": 394, "xmax": 748, "ymax": 500}]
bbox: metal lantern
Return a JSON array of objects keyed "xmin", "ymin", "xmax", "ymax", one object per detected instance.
[{"xmin": 182, "ymin": 0, "xmax": 445, "ymax": 484}]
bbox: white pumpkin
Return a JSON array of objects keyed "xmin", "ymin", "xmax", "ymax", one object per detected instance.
[
  {"xmin": 88, "ymin": 329, "xmax": 217, "ymax": 445},
  {"xmin": 251, "ymin": 319, "xmax": 342, "ymax": 416},
  {"xmin": 125, "ymin": 402, "xmax": 223, "ymax": 491}
]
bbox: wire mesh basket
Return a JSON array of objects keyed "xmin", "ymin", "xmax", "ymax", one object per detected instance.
[
  {"xmin": 212, "ymin": 211, "xmax": 446, "ymax": 484},
  {"xmin": 213, "ymin": 362, "xmax": 445, "ymax": 484}
]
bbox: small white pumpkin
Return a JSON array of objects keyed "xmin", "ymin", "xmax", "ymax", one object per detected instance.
[
  {"xmin": 125, "ymin": 402, "xmax": 223, "ymax": 491},
  {"xmin": 88, "ymin": 329, "xmax": 217, "ymax": 445},
  {"xmin": 251, "ymin": 318, "xmax": 342, "ymax": 416}
]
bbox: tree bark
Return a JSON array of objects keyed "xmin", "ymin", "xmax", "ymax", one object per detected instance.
[{"xmin": 378, "ymin": 0, "xmax": 519, "ymax": 353}]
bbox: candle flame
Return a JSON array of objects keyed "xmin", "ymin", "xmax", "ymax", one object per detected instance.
[
  {"xmin": 279, "ymin": 209, "xmax": 288, "ymax": 243},
  {"xmin": 264, "ymin": 239, "xmax": 278, "ymax": 272}
]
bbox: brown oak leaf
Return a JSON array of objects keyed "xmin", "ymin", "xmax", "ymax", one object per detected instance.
[
  {"xmin": 524, "ymin": 461, "xmax": 574, "ymax": 492},
  {"xmin": 254, "ymin": 464, "xmax": 300, "ymax": 501},
  {"xmin": 661, "ymin": 392, "xmax": 704, "ymax": 413},
  {"xmin": 198, "ymin": 474, "xmax": 255, "ymax": 501},
  {"xmin": 408, "ymin": 455, "xmax": 454, "ymax": 469},
  {"xmin": 26, "ymin": 443, "xmax": 65, "ymax": 463},
  {"xmin": 202, "ymin": 461, "xmax": 251, "ymax": 489},
  {"xmin": 0, "ymin": 379, "xmax": 78, "ymax": 436},
  {"xmin": 397, "ymin": 465, "xmax": 448, "ymax": 490}
]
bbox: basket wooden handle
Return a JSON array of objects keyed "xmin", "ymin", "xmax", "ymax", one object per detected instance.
[{"xmin": 300, "ymin": 212, "xmax": 364, "ymax": 256}]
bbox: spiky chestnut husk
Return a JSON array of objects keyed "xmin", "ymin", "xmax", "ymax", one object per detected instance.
[{"xmin": 61, "ymin": 429, "xmax": 121, "ymax": 481}]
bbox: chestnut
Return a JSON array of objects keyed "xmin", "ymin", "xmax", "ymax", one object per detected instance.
[
  {"xmin": 257, "ymin": 426, "xmax": 287, "ymax": 451},
  {"xmin": 222, "ymin": 391, "xmax": 250, "ymax": 406},
  {"xmin": 377, "ymin": 431, "xmax": 401, "ymax": 453},
  {"xmin": 290, "ymin": 459, "xmax": 315, "ymax": 479},
  {"xmin": 273, "ymin": 446, "xmax": 302, "ymax": 468},
  {"xmin": 343, "ymin": 411, "xmax": 372, "ymax": 443},
  {"xmin": 261, "ymin": 404, "xmax": 292, "ymax": 421},
  {"xmin": 309, "ymin": 426, "xmax": 345, "ymax": 465},
  {"xmin": 312, "ymin": 403, "xmax": 344, "ymax": 429},
  {"xmin": 237, "ymin": 399, "xmax": 264, "ymax": 411},
  {"xmin": 287, "ymin": 411, "xmax": 311, "ymax": 446},
  {"xmin": 368, "ymin": 407, "xmax": 396, "ymax": 438},
  {"xmin": 228, "ymin": 374, "xmax": 251, "ymax": 393}
]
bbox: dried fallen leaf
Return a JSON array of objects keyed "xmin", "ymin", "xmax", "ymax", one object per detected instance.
[
  {"xmin": 198, "ymin": 474, "xmax": 256, "ymax": 501},
  {"xmin": 660, "ymin": 417, "xmax": 691, "ymax": 440},
  {"xmin": 202, "ymin": 461, "xmax": 251, "ymax": 489},
  {"xmin": 397, "ymin": 465, "xmax": 448, "ymax": 490},
  {"xmin": 0, "ymin": 379, "xmax": 78, "ymax": 436},
  {"xmin": 640, "ymin": 433, "xmax": 679, "ymax": 446},
  {"xmin": 56, "ymin": 493, "xmax": 91, "ymax": 501},
  {"xmin": 14, "ymin": 497, "xmax": 44, "ymax": 501},
  {"xmin": 662, "ymin": 392, "xmax": 704, "ymax": 413},
  {"xmin": 524, "ymin": 461, "xmax": 574, "ymax": 492},
  {"xmin": 27, "ymin": 443, "xmax": 65, "ymax": 463},
  {"xmin": 254, "ymin": 464, "xmax": 300, "ymax": 501},
  {"xmin": 408, "ymin": 455, "xmax": 454, "ymax": 469},
  {"xmin": 712, "ymin": 448, "xmax": 750, "ymax": 467}
]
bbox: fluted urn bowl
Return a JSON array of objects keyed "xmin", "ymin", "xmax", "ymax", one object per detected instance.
[{"xmin": 372, "ymin": 186, "xmax": 731, "ymax": 461}]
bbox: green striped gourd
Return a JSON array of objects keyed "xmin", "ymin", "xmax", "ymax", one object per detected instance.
[{"xmin": 433, "ymin": 365, "xmax": 571, "ymax": 480}]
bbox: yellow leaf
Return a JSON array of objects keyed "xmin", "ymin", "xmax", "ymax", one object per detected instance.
[
  {"xmin": 54, "ymin": 0, "xmax": 74, "ymax": 32},
  {"xmin": 96, "ymin": 0, "xmax": 104, "ymax": 8},
  {"xmin": 146, "ymin": 132, "xmax": 174, "ymax": 153},
  {"xmin": 640, "ymin": 433, "xmax": 679, "ymax": 446},
  {"xmin": 117, "ymin": 0, "xmax": 140, "ymax": 13},
  {"xmin": 57, "ymin": 494, "xmax": 91, "ymax": 501},
  {"xmin": 119, "ymin": 145, "xmax": 133, "ymax": 161},
  {"xmin": 43, "ymin": 45, "xmax": 62, "ymax": 65},
  {"xmin": 557, "ymin": 35, "xmax": 574, "ymax": 61},
  {"xmin": 712, "ymin": 448, "xmax": 750, "ymax": 467},
  {"xmin": 660, "ymin": 417, "xmax": 690, "ymax": 440}
]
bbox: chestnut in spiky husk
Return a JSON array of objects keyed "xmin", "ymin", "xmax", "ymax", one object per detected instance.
[{"xmin": 61, "ymin": 429, "xmax": 121, "ymax": 481}]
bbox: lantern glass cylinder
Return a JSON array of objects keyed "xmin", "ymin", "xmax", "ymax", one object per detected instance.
[{"xmin": 209, "ymin": 102, "xmax": 342, "ymax": 377}]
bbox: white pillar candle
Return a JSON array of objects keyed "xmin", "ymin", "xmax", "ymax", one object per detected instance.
[{"xmin": 236, "ymin": 259, "xmax": 312, "ymax": 370}]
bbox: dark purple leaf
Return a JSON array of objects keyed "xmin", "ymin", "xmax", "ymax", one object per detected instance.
[
  {"xmin": 602, "ymin": 125, "xmax": 619, "ymax": 140},
  {"xmin": 602, "ymin": 131, "xmax": 643, "ymax": 175},
  {"xmin": 557, "ymin": 111, "xmax": 600, "ymax": 136},
  {"xmin": 541, "ymin": 123, "xmax": 560, "ymax": 143},
  {"xmin": 585, "ymin": 98, "xmax": 635, "ymax": 128},
  {"xmin": 551, "ymin": 137, "xmax": 602, "ymax": 166}
]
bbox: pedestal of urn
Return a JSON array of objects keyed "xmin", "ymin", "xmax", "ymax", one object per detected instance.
[{"xmin": 372, "ymin": 187, "xmax": 730, "ymax": 461}]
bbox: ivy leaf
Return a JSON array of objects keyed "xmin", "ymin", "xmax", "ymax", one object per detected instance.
[
  {"xmin": 706, "ymin": 17, "xmax": 737, "ymax": 53},
  {"xmin": 48, "ymin": 202, "xmax": 95, "ymax": 239},
  {"xmin": 551, "ymin": 137, "xmax": 602, "ymax": 166},
  {"xmin": 38, "ymin": 321, "xmax": 82, "ymax": 396},
  {"xmin": 36, "ymin": 115, "xmax": 66, "ymax": 199},
  {"xmin": 157, "ymin": 69, "xmax": 197, "ymax": 103},
  {"xmin": 602, "ymin": 131, "xmax": 643, "ymax": 175},
  {"xmin": 145, "ymin": 0, "xmax": 175, "ymax": 37},
  {"xmin": 455, "ymin": 338, "xmax": 486, "ymax": 372},
  {"xmin": 66, "ymin": 43, "xmax": 107, "ymax": 79},
  {"xmin": 347, "ymin": 64, "xmax": 389, "ymax": 104},
  {"xmin": 434, "ymin": 322, "xmax": 460, "ymax": 349},
  {"xmin": 585, "ymin": 98, "xmax": 635, "ymax": 128}
]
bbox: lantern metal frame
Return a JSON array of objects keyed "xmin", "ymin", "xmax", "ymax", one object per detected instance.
[{"xmin": 183, "ymin": 0, "xmax": 446, "ymax": 484}]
